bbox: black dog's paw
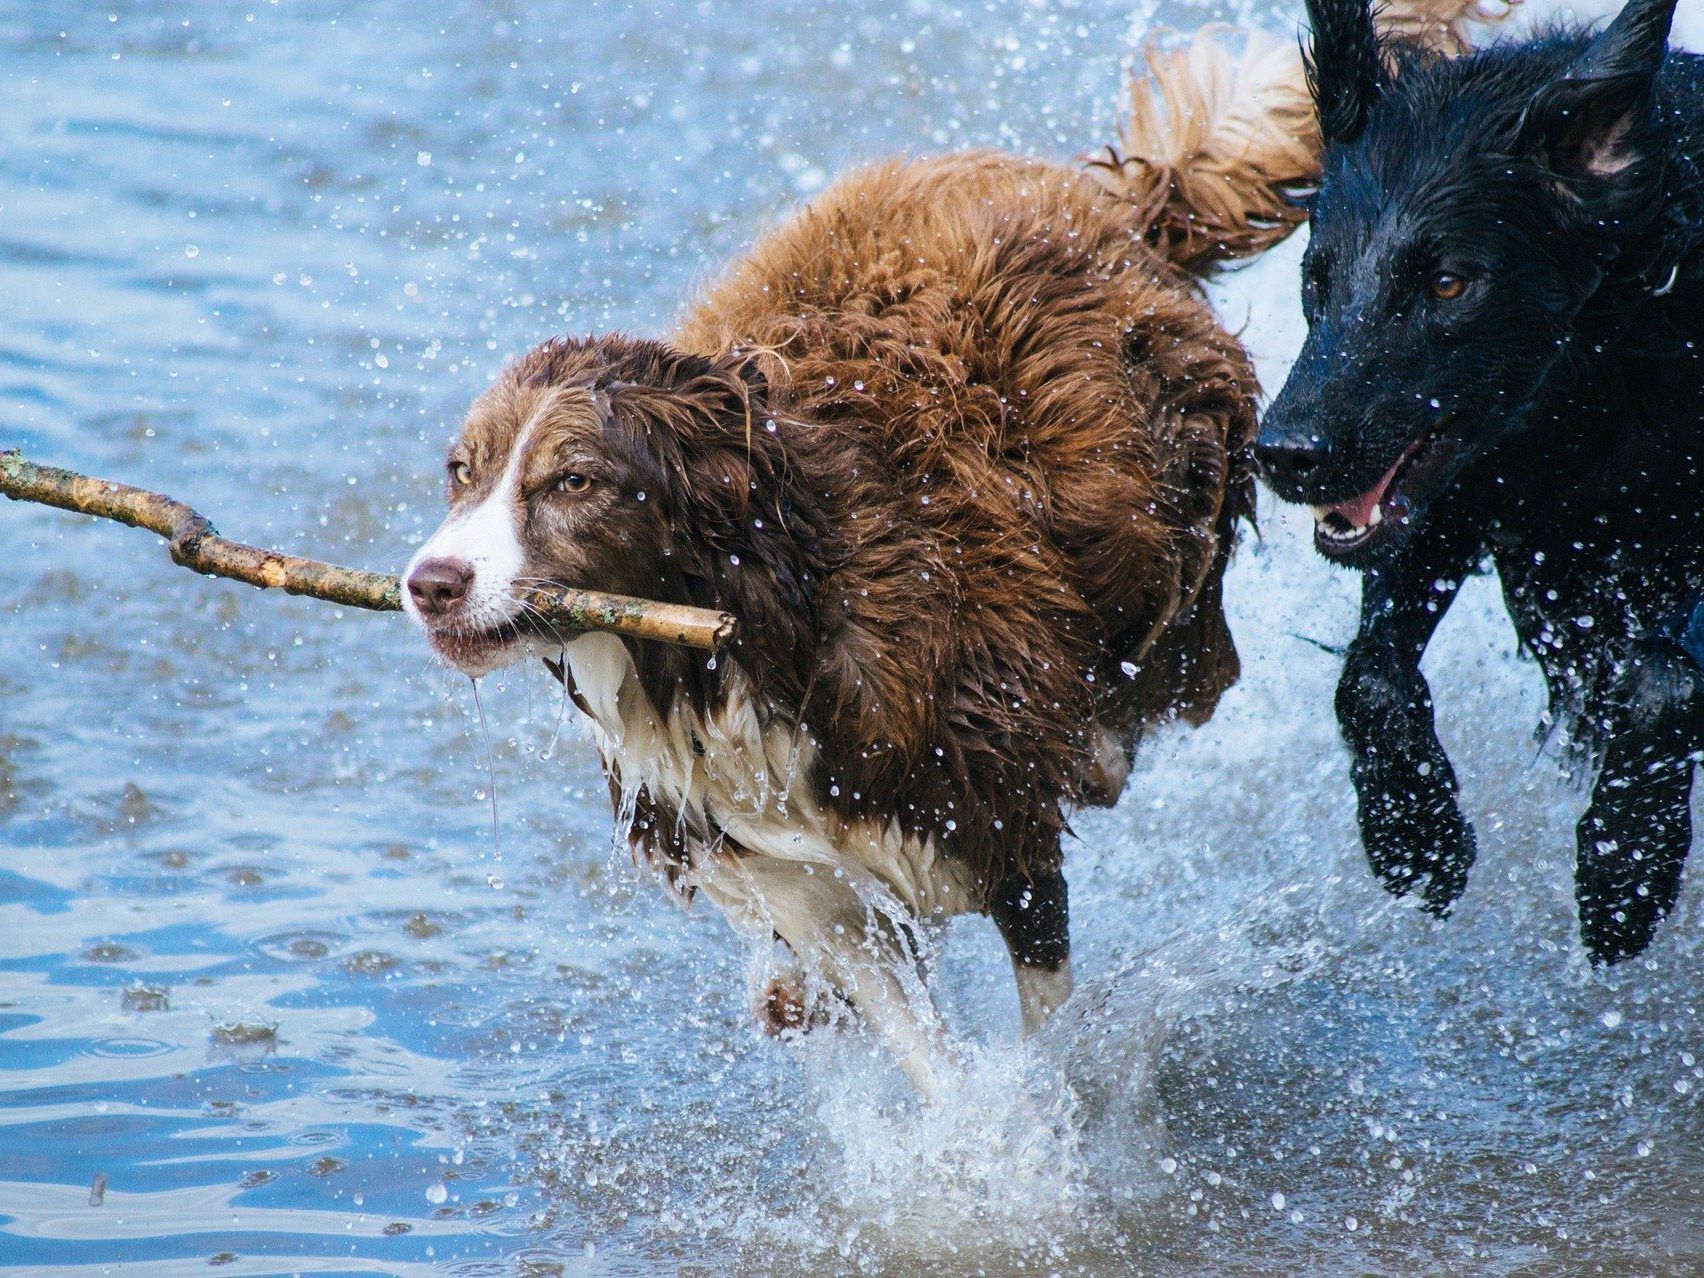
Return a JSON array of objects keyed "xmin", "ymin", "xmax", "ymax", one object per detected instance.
[
  {"xmin": 1576, "ymin": 809, "xmax": 1690, "ymax": 965},
  {"xmin": 1358, "ymin": 786, "xmax": 1478, "ymax": 916}
]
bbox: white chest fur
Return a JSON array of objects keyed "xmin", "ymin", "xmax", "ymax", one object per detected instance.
[{"xmin": 556, "ymin": 632, "xmax": 979, "ymax": 939}]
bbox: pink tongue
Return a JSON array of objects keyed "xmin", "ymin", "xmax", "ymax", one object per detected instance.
[
  {"xmin": 1328, "ymin": 484, "xmax": 1385, "ymax": 529},
  {"xmin": 1327, "ymin": 452, "xmax": 1406, "ymax": 527}
]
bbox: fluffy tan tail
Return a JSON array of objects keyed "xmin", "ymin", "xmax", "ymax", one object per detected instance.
[{"xmin": 1088, "ymin": 0, "xmax": 1520, "ymax": 272}]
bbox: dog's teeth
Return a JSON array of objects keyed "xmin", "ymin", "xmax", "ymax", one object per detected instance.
[
  {"xmin": 1310, "ymin": 505, "xmax": 1331, "ymax": 521},
  {"xmin": 1367, "ymin": 505, "xmax": 1383, "ymax": 526}
]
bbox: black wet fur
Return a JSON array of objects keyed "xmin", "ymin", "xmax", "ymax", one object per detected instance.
[{"xmin": 1257, "ymin": 0, "xmax": 1704, "ymax": 963}]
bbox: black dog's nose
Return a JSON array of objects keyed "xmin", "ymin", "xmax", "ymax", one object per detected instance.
[
  {"xmin": 1254, "ymin": 429, "xmax": 1328, "ymax": 494},
  {"xmin": 408, "ymin": 557, "xmax": 474, "ymax": 616}
]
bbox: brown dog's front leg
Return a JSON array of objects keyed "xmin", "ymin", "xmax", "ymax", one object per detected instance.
[{"xmin": 991, "ymin": 861, "xmax": 1071, "ymax": 1035}]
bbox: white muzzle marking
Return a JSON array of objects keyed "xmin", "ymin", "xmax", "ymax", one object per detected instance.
[{"xmin": 403, "ymin": 416, "xmax": 543, "ymax": 662}]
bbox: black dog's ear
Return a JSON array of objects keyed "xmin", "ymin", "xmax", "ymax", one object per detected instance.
[
  {"xmin": 1304, "ymin": 0, "xmax": 1382, "ymax": 144},
  {"xmin": 1516, "ymin": 0, "xmax": 1677, "ymax": 179}
]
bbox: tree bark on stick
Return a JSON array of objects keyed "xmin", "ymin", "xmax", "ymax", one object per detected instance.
[{"xmin": 0, "ymin": 450, "xmax": 733, "ymax": 650}]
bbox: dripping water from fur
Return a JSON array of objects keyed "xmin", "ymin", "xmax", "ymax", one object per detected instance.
[
  {"xmin": 469, "ymin": 675, "xmax": 503, "ymax": 873},
  {"xmin": 538, "ymin": 647, "xmax": 573, "ymax": 763}
]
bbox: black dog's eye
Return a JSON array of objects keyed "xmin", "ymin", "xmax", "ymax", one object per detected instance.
[
  {"xmin": 1429, "ymin": 271, "xmax": 1468, "ymax": 301},
  {"xmin": 449, "ymin": 460, "xmax": 473, "ymax": 486},
  {"xmin": 556, "ymin": 473, "xmax": 592, "ymax": 494}
]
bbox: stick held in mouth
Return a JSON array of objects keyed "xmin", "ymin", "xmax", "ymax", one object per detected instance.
[{"xmin": 0, "ymin": 449, "xmax": 732, "ymax": 650}]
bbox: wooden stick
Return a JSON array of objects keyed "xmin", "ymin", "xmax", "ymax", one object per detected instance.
[{"xmin": 0, "ymin": 450, "xmax": 734, "ymax": 650}]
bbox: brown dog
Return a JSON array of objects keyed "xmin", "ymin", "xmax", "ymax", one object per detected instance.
[{"xmin": 403, "ymin": 4, "xmax": 1504, "ymax": 1096}]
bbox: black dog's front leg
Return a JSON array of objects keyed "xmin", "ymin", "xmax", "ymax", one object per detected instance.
[
  {"xmin": 1338, "ymin": 531, "xmax": 1481, "ymax": 914},
  {"xmin": 1576, "ymin": 641, "xmax": 1702, "ymax": 963}
]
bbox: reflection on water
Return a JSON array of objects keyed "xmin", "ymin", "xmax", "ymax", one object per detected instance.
[{"xmin": 0, "ymin": 0, "xmax": 1700, "ymax": 1273}]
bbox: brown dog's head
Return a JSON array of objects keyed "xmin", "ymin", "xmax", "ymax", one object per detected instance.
[{"xmin": 402, "ymin": 335, "xmax": 776, "ymax": 675}]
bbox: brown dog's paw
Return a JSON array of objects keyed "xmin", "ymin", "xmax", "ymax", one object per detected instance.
[
  {"xmin": 757, "ymin": 974, "xmax": 813, "ymax": 1037},
  {"xmin": 756, "ymin": 973, "xmax": 842, "ymax": 1038}
]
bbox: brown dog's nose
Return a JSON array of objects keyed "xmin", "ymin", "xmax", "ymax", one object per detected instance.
[{"xmin": 407, "ymin": 557, "xmax": 474, "ymax": 616}]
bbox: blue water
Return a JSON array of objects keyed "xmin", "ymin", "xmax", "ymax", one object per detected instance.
[{"xmin": 1, "ymin": 0, "xmax": 1701, "ymax": 1273}]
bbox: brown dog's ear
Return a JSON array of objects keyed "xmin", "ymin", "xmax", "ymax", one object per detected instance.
[
  {"xmin": 1304, "ymin": 0, "xmax": 1382, "ymax": 144},
  {"xmin": 1517, "ymin": 0, "xmax": 1677, "ymax": 179},
  {"xmin": 598, "ymin": 354, "xmax": 814, "ymax": 618},
  {"xmin": 598, "ymin": 358, "xmax": 767, "ymax": 528},
  {"xmin": 725, "ymin": 350, "xmax": 768, "ymax": 400}
]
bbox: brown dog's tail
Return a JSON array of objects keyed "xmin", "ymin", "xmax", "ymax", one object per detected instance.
[{"xmin": 1088, "ymin": 0, "xmax": 1520, "ymax": 272}]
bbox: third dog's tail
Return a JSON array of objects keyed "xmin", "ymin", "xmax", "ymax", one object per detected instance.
[{"xmin": 1088, "ymin": 0, "xmax": 1519, "ymax": 272}]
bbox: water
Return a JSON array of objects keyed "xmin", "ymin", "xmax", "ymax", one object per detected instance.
[{"xmin": 1, "ymin": 0, "xmax": 1701, "ymax": 1273}]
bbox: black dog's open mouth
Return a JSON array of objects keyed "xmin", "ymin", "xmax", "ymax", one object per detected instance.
[{"xmin": 1311, "ymin": 426, "xmax": 1457, "ymax": 559}]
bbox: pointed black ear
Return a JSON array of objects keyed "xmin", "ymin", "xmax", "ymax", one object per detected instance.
[
  {"xmin": 1304, "ymin": 0, "xmax": 1382, "ymax": 144},
  {"xmin": 1517, "ymin": 0, "xmax": 1677, "ymax": 179}
]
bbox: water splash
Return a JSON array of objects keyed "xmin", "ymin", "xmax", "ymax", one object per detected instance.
[
  {"xmin": 744, "ymin": 894, "xmax": 1327, "ymax": 1273},
  {"xmin": 798, "ymin": 1033, "xmax": 1096, "ymax": 1267}
]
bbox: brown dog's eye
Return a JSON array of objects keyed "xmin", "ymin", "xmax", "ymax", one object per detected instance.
[
  {"xmin": 449, "ymin": 461, "xmax": 473, "ymax": 486},
  {"xmin": 1429, "ymin": 271, "xmax": 1467, "ymax": 301},
  {"xmin": 557, "ymin": 473, "xmax": 592, "ymax": 494}
]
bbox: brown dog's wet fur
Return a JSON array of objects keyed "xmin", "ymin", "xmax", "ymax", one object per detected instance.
[
  {"xmin": 463, "ymin": 152, "xmax": 1254, "ymax": 900},
  {"xmin": 411, "ymin": 0, "xmax": 1513, "ymax": 1087}
]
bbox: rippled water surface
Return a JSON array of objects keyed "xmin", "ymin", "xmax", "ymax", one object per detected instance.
[{"xmin": 2, "ymin": 0, "xmax": 1702, "ymax": 1273}]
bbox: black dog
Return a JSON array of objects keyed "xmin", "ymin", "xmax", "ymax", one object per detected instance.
[{"xmin": 1257, "ymin": 0, "xmax": 1704, "ymax": 961}]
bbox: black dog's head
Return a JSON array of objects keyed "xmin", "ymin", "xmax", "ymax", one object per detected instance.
[{"xmin": 1257, "ymin": 0, "xmax": 1679, "ymax": 564}]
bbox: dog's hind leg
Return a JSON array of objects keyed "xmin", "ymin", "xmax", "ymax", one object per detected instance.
[
  {"xmin": 1339, "ymin": 522, "xmax": 1484, "ymax": 913},
  {"xmin": 1575, "ymin": 640, "xmax": 1703, "ymax": 964},
  {"xmin": 991, "ymin": 861, "xmax": 1072, "ymax": 1035}
]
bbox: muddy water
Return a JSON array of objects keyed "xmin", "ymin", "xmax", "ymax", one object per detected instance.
[{"xmin": 1, "ymin": 0, "xmax": 1700, "ymax": 1273}]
